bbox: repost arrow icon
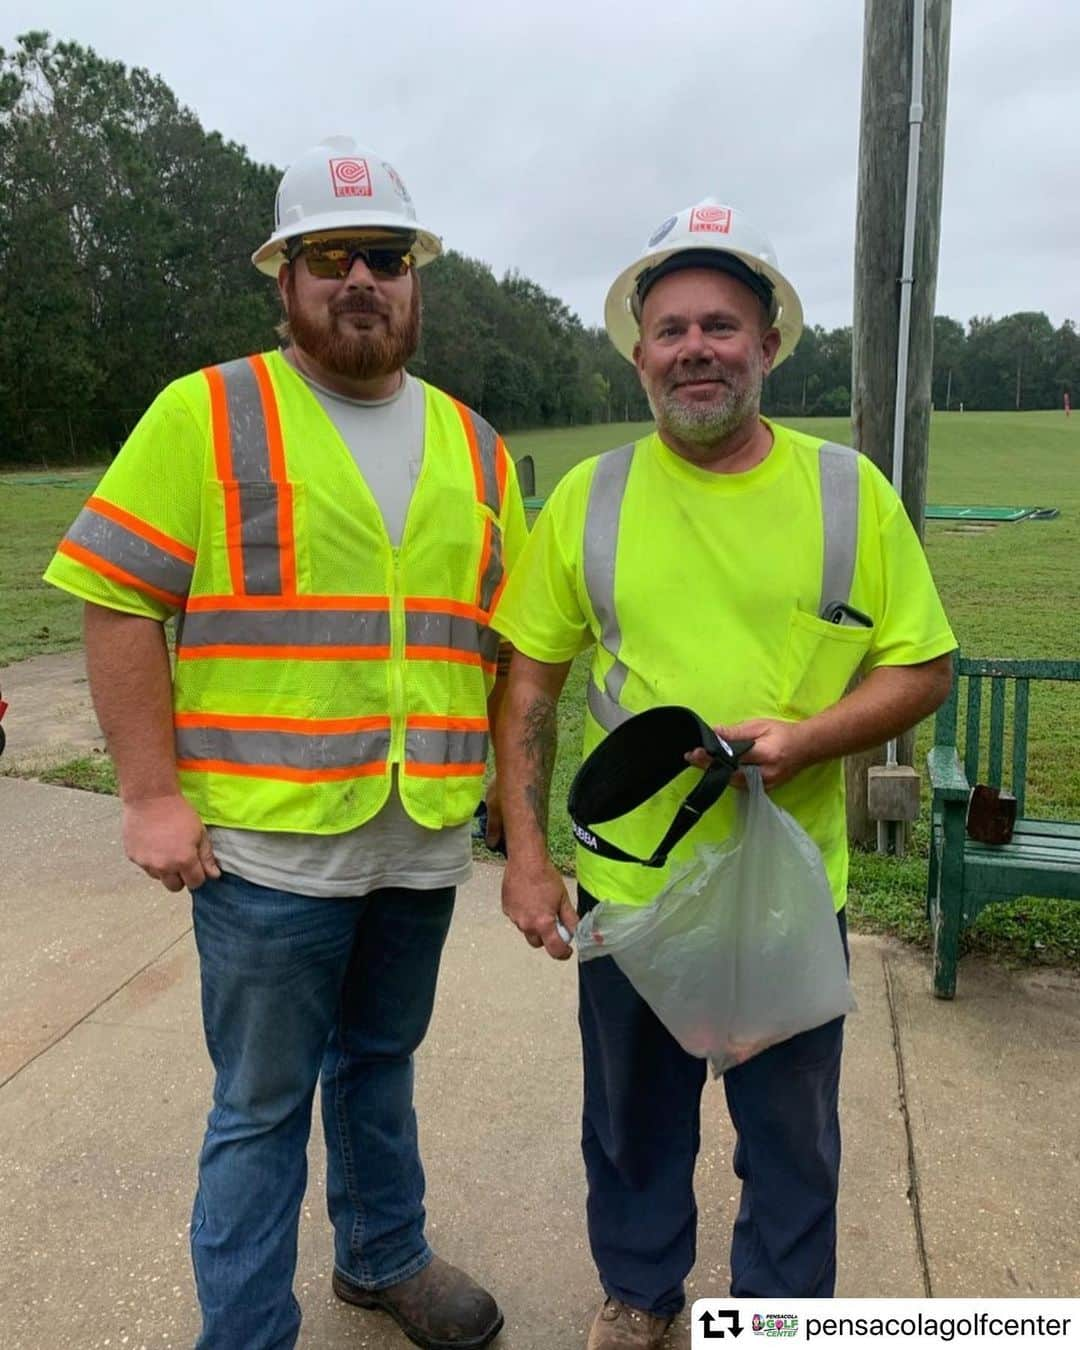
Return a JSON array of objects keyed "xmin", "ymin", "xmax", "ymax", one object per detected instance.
[{"xmin": 699, "ymin": 1308, "xmax": 743, "ymax": 1338}]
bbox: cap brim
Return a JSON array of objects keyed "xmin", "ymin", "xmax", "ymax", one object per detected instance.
[{"xmin": 568, "ymin": 706, "xmax": 718, "ymax": 825}]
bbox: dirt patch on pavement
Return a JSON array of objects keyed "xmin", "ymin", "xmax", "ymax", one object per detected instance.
[{"xmin": 0, "ymin": 649, "xmax": 105, "ymax": 774}]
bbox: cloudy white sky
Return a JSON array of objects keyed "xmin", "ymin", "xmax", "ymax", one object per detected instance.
[{"xmin": 5, "ymin": 0, "xmax": 1078, "ymax": 333}]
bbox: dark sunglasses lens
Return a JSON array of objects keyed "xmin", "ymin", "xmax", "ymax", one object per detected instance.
[
  {"xmin": 299, "ymin": 242, "xmax": 413, "ymax": 279},
  {"xmin": 364, "ymin": 249, "xmax": 412, "ymax": 278}
]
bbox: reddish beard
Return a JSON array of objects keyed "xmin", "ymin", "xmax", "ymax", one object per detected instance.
[{"xmin": 282, "ymin": 269, "xmax": 421, "ymax": 380}]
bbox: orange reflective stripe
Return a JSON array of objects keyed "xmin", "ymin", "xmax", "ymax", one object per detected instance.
[
  {"xmin": 203, "ymin": 364, "xmax": 245, "ymax": 594},
  {"xmin": 475, "ymin": 517, "xmax": 493, "ymax": 610},
  {"xmin": 86, "ymin": 497, "xmax": 196, "ymax": 564},
  {"xmin": 407, "ymin": 715, "xmax": 489, "ymax": 732},
  {"xmin": 403, "ymin": 645, "xmax": 493, "ymax": 671},
  {"xmin": 204, "ymin": 365, "xmax": 233, "ymax": 481},
  {"xmin": 250, "ymin": 353, "xmax": 297, "ymax": 596},
  {"xmin": 175, "ymin": 712, "xmax": 391, "ymax": 734},
  {"xmin": 57, "ymin": 539, "xmax": 185, "ymax": 608},
  {"xmin": 177, "ymin": 758, "xmax": 388, "ymax": 783},
  {"xmin": 452, "ymin": 397, "xmax": 486, "ymax": 506},
  {"xmin": 185, "ymin": 594, "xmax": 390, "ymax": 613},
  {"xmin": 177, "ymin": 644, "xmax": 392, "ymax": 662},
  {"xmin": 487, "ymin": 569, "xmax": 509, "ymax": 618},
  {"xmin": 495, "ymin": 434, "xmax": 509, "ymax": 503}
]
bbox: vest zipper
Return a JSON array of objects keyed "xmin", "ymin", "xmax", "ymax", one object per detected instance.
[{"xmin": 389, "ymin": 545, "xmax": 406, "ymax": 767}]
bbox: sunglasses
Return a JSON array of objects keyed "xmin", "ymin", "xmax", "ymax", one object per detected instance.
[{"xmin": 288, "ymin": 236, "xmax": 415, "ymax": 280}]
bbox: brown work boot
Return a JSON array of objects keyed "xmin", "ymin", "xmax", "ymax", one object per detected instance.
[
  {"xmin": 333, "ymin": 1255, "xmax": 503, "ymax": 1349},
  {"xmin": 586, "ymin": 1297, "xmax": 673, "ymax": 1349}
]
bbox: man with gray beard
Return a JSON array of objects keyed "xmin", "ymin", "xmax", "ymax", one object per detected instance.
[
  {"xmin": 45, "ymin": 137, "xmax": 522, "ymax": 1350},
  {"xmin": 490, "ymin": 200, "xmax": 955, "ymax": 1347}
]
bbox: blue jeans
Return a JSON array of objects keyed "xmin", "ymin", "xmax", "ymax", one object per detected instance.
[
  {"xmin": 578, "ymin": 886, "xmax": 848, "ymax": 1314},
  {"xmin": 189, "ymin": 872, "xmax": 455, "ymax": 1350}
]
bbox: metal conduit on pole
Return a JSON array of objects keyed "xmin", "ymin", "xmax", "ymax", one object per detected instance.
[
  {"xmin": 886, "ymin": 0, "xmax": 927, "ymax": 783},
  {"xmin": 848, "ymin": 0, "xmax": 952, "ymax": 854}
]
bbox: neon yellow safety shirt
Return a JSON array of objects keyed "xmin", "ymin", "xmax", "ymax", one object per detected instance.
[
  {"xmin": 491, "ymin": 420, "xmax": 956, "ymax": 909},
  {"xmin": 44, "ymin": 350, "xmax": 527, "ymax": 834}
]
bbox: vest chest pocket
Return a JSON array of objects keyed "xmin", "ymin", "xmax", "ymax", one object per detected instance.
[
  {"xmin": 779, "ymin": 609, "xmax": 874, "ymax": 720},
  {"xmin": 213, "ymin": 479, "xmax": 307, "ymax": 596}
]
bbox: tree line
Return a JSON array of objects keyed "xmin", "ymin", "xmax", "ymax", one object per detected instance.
[{"xmin": 1, "ymin": 34, "xmax": 1077, "ymax": 467}]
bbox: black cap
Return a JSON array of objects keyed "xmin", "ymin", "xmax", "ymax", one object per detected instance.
[
  {"xmin": 633, "ymin": 249, "xmax": 776, "ymax": 319},
  {"xmin": 567, "ymin": 706, "xmax": 753, "ymax": 868}
]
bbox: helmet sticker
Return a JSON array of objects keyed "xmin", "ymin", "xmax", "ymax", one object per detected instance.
[
  {"xmin": 329, "ymin": 157, "xmax": 373, "ymax": 198},
  {"xmin": 689, "ymin": 205, "xmax": 732, "ymax": 234},
  {"xmin": 647, "ymin": 215, "xmax": 678, "ymax": 248},
  {"xmin": 383, "ymin": 162, "xmax": 413, "ymax": 204}
]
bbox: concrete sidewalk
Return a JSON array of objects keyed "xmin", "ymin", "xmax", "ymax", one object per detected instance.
[{"xmin": 1, "ymin": 773, "xmax": 1078, "ymax": 1350}]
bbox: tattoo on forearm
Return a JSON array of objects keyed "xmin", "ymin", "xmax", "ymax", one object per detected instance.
[
  {"xmin": 522, "ymin": 694, "xmax": 557, "ymax": 834},
  {"xmin": 496, "ymin": 641, "xmax": 513, "ymax": 678}
]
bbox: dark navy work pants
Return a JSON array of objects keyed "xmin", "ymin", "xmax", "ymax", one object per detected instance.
[{"xmin": 577, "ymin": 886, "xmax": 848, "ymax": 1316}]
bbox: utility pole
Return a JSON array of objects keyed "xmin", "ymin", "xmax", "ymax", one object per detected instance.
[{"xmin": 847, "ymin": 0, "xmax": 952, "ymax": 847}]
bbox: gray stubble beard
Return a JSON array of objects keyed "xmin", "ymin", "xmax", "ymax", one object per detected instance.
[{"xmin": 647, "ymin": 365, "xmax": 763, "ymax": 450}]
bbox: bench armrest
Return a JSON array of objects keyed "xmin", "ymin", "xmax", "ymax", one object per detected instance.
[{"xmin": 927, "ymin": 745, "xmax": 971, "ymax": 802}]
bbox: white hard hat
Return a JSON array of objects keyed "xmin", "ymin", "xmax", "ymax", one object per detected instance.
[
  {"xmin": 604, "ymin": 199, "xmax": 803, "ymax": 367},
  {"xmin": 252, "ymin": 136, "xmax": 443, "ymax": 276}
]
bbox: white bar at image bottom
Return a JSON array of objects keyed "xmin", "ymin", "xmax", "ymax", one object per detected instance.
[{"xmin": 689, "ymin": 1298, "xmax": 1078, "ymax": 1350}]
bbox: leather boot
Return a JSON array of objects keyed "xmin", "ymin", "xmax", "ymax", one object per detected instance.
[
  {"xmin": 586, "ymin": 1297, "xmax": 673, "ymax": 1350},
  {"xmin": 333, "ymin": 1255, "xmax": 503, "ymax": 1349}
]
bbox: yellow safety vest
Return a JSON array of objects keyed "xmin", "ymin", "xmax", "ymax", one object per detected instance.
[{"xmin": 52, "ymin": 351, "xmax": 520, "ymax": 833}]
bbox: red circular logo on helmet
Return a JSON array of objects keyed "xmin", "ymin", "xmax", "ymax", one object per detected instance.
[
  {"xmin": 329, "ymin": 157, "xmax": 373, "ymax": 198},
  {"xmin": 689, "ymin": 205, "xmax": 732, "ymax": 234}
]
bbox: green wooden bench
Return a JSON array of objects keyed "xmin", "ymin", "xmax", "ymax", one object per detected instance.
[{"xmin": 927, "ymin": 655, "xmax": 1080, "ymax": 998}]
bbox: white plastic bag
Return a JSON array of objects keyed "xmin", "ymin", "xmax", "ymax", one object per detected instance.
[{"xmin": 575, "ymin": 768, "xmax": 855, "ymax": 1074}]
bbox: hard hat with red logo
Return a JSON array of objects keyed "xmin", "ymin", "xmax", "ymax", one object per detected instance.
[
  {"xmin": 252, "ymin": 136, "xmax": 443, "ymax": 276},
  {"xmin": 604, "ymin": 198, "xmax": 803, "ymax": 367}
]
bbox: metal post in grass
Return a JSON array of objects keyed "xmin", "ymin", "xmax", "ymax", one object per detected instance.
[{"xmin": 848, "ymin": 0, "xmax": 952, "ymax": 852}]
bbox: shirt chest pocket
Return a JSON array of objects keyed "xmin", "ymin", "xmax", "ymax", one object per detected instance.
[{"xmin": 779, "ymin": 609, "xmax": 874, "ymax": 720}]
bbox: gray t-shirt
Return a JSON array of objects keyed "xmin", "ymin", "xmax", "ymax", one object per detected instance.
[{"xmin": 208, "ymin": 365, "xmax": 473, "ymax": 897}]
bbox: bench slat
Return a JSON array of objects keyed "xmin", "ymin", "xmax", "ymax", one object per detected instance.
[
  {"xmin": 1013, "ymin": 679, "xmax": 1029, "ymax": 816},
  {"xmin": 962, "ymin": 861, "xmax": 1080, "ymax": 902},
  {"xmin": 1013, "ymin": 818, "xmax": 1080, "ymax": 841},
  {"xmin": 989, "ymin": 677, "xmax": 1005, "ymax": 785},
  {"xmin": 964, "ymin": 677, "xmax": 982, "ymax": 784},
  {"xmin": 967, "ymin": 840, "xmax": 1080, "ymax": 863}
]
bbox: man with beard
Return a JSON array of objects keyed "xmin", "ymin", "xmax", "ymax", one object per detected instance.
[
  {"xmin": 491, "ymin": 201, "xmax": 955, "ymax": 1347},
  {"xmin": 44, "ymin": 138, "xmax": 522, "ymax": 1350}
]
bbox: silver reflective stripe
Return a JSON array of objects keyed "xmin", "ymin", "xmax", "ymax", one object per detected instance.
[
  {"xmin": 219, "ymin": 358, "xmax": 272, "ymax": 481},
  {"xmin": 478, "ymin": 523, "xmax": 503, "ymax": 613},
  {"xmin": 818, "ymin": 443, "xmax": 860, "ymax": 616},
  {"xmin": 462, "ymin": 406, "xmax": 501, "ymax": 512},
  {"xmin": 582, "ymin": 444, "xmax": 635, "ymax": 732},
  {"xmin": 586, "ymin": 678, "xmax": 633, "ymax": 732},
  {"xmin": 236, "ymin": 483, "xmax": 282, "ymax": 595},
  {"xmin": 180, "ymin": 609, "xmax": 391, "ymax": 649},
  {"xmin": 67, "ymin": 509, "xmax": 194, "ymax": 600},
  {"xmin": 175, "ymin": 725, "xmax": 391, "ymax": 770},
  {"xmin": 479, "ymin": 627, "xmax": 499, "ymax": 666},
  {"xmin": 405, "ymin": 728, "xmax": 489, "ymax": 767},
  {"xmin": 217, "ymin": 357, "xmax": 282, "ymax": 595},
  {"xmin": 405, "ymin": 610, "xmax": 482, "ymax": 655}
]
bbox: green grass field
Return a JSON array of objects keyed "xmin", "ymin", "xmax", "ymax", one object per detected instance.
[{"xmin": 3, "ymin": 410, "xmax": 1079, "ymax": 966}]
